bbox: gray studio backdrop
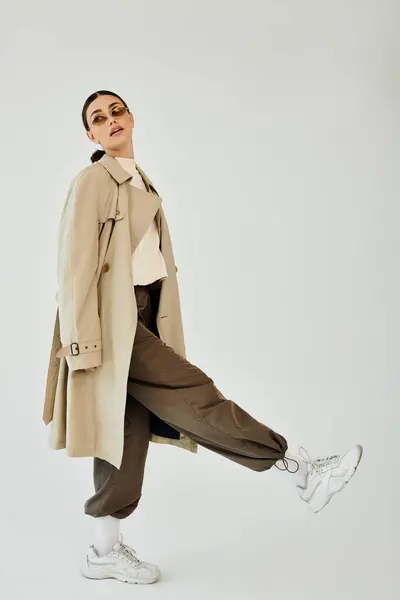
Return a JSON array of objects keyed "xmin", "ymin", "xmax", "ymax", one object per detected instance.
[{"xmin": 0, "ymin": 1, "xmax": 398, "ymax": 599}]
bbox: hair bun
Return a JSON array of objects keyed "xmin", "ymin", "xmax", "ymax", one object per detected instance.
[{"xmin": 90, "ymin": 149, "xmax": 106, "ymax": 163}]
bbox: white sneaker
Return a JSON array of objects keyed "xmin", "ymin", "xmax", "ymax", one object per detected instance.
[
  {"xmin": 296, "ymin": 444, "xmax": 363, "ymax": 514},
  {"xmin": 80, "ymin": 534, "xmax": 160, "ymax": 584}
]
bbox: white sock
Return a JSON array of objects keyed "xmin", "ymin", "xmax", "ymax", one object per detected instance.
[
  {"xmin": 93, "ymin": 515, "xmax": 121, "ymax": 557},
  {"xmin": 275, "ymin": 452, "xmax": 309, "ymax": 488}
]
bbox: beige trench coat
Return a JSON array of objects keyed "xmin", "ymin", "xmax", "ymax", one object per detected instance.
[{"xmin": 43, "ymin": 153, "xmax": 197, "ymax": 469}]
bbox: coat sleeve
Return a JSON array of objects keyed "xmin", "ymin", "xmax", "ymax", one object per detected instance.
[{"xmin": 56, "ymin": 168, "xmax": 102, "ymax": 371}]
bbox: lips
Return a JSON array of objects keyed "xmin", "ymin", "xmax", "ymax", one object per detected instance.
[{"xmin": 110, "ymin": 127, "xmax": 124, "ymax": 136}]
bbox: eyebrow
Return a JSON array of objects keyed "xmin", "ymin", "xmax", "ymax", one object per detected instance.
[{"xmin": 90, "ymin": 101, "xmax": 122, "ymax": 119}]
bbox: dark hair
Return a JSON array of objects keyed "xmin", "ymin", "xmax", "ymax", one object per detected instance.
[{"xmin": 81, "ymin": 90, "xmax": 130, "ymax": 163}]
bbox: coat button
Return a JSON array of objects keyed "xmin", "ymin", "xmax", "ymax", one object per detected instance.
[
  {"xmin": 175, "ymin": 266, "xmax": 178, "ymax": 272},
  {"xmin": 103, "ymin": 263, "xmax": 110, "ymax": 273}
]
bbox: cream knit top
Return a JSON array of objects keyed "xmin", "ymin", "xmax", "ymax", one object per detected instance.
[{"xmin": 114, "ymin": 156, "xmax": 168, "ymax": 286}]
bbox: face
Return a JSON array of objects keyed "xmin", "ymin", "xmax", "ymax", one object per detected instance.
[{"xmin": 85, "ymin": 94, "xmax": 135, "ymax": 156}]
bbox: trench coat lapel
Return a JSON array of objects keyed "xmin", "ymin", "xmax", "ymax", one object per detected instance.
[
  {"xmin": 135, "ymin": 162, "xmax": 163, "ymax": 241},
  {"xmin": 126, "ymin": 186, "xmax": 161, "ymax": 253},
  {"xmin": 98, "ymin": 154, "xmax": 162, "ymax": 253}
]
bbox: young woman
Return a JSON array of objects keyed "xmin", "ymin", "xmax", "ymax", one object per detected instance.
[{"xmin": 44, "ymin": 89, "xmax": 363, "ymax": 585}]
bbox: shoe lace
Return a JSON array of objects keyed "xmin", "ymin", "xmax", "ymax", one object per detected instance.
[
  {"xmin": 114, "ymin": 535, "xmax": 142, "ymax": 567},
  {"xmin": 298, "ymin": 446, "xmax": 341, "ymax": 475}
]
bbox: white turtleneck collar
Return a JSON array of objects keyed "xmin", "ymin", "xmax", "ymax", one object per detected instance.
[{"xmin": 114, "ymin": 155, "xmax": 137, "ymax": 176}]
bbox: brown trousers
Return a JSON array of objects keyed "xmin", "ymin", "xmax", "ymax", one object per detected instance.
[{"xmin": 84, "ymin": 280, "xmax": 288, "ymax": 519}]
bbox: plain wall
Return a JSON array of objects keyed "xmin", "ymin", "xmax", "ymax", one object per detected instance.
[{"xmin": 0, "ymin": 1, "xmax": 398, "ymax": 598}]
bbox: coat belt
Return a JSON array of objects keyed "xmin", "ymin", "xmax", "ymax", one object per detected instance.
[{"xmin": 56, "ymin": 340, "xmax": 102, "ymax": 358}]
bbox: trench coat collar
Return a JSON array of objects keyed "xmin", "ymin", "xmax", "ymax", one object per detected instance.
[
  {"xmin": 98, "ymin": 152, "xmax": 158, "ymax": 195},
  {"xmin": 98, "ymin": 152, "xmax": 162, "ymax": 253}
]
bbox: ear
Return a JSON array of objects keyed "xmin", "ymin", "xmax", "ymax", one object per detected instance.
[{"xmin": 86, "ymin": 130, "xmax": 98, "ymax": 144}]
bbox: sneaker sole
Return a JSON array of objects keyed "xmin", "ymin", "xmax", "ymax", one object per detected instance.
[
  {"xmin": 80, "ymin": 565, "xmax": 160, "ymax": 584},
  {"xmin": 313, "ymin": 444, "xmax": 363, "ymax": 514}
]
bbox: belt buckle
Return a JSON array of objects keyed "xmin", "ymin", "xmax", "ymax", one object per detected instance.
[{"xmin": 70, "ymin": 342, "xmax": 80, "ymax": 356}]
